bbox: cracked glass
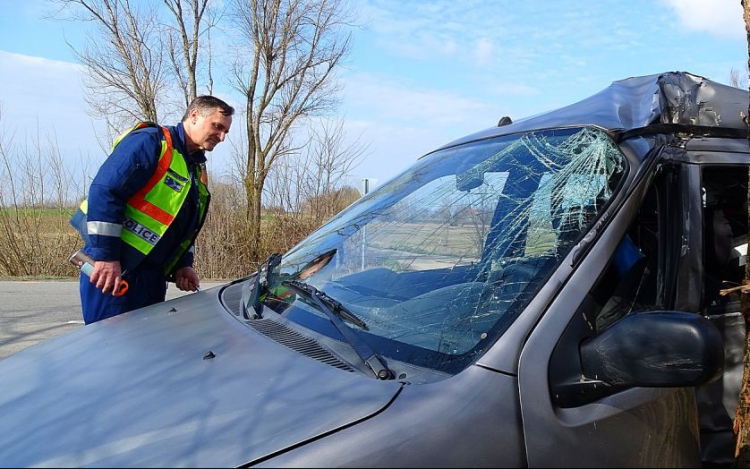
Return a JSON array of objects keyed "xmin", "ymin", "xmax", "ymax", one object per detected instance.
[{"xmin": 264, "ymin": 126, "xmax": 626, "ymax": 373}]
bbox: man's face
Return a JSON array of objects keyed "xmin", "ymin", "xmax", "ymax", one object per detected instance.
[{"xmin": 185, "ymin": 108, "xmax": 232, "ymax": 152}]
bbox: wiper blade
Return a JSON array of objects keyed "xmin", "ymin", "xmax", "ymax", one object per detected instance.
[
  {"xmin": 245, "ymin": 253, "xmax": 282, "ymax": 319},
  {"xmin": 282, "ymin": 280, "xmax": 394, "ymax": 381},
  {"xmin": 284, "ymin": 280, "xmax": 368, "ymax": 330}
]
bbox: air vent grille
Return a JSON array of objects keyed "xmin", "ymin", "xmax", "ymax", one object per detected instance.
[
  {"xmin": 248, "ymin": 320, "xmax": 355, "ymax": 373},
  {"xmin": 222, "ymin": 283, "xmax": 354, "ymax": 372}
]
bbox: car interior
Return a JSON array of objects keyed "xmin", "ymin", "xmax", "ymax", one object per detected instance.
[{"xmin": 696, "ymin": 166, "xmax": 748, "ymax": 468}]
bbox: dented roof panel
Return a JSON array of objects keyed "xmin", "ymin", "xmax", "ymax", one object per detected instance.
[{"xmin": 442, "ymin": 71, "xmax": 749, "ymax": 150}]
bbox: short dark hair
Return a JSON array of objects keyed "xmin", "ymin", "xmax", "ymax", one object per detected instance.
[{"xmin": 182, "ymin": 96, "xmax": 235, "ymax": 121}]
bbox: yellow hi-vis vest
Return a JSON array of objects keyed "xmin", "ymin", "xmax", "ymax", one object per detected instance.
[{"xmin": 78, "ymin": 122, "xmax": 210, "ymax": 275}]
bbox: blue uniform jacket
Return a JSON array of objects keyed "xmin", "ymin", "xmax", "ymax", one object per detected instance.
[{"xmin": 82, "ymin": 123, "xmax": 207, "ymax": 273}]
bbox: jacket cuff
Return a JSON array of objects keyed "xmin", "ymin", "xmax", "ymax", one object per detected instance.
[
  {"xmin": 176, "ymin": 254, "xmax": 194, "ymax": 270},
  {"xmin": 175, "ymin": 246, "xmax": 195, "ymax": 270},
  {"xmin": 86, "ymin": 235, "xmax": 121, "ymax": 262}
]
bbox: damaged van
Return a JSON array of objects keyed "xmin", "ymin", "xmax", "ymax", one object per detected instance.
[{"xmin": 0, "ymin": 71, "xmax": 747, "ymax": 467}]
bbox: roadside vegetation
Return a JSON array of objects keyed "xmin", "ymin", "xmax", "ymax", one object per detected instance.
[
  {"xmin": 0, "ymin": 107, "xmax": 362, "ymax": 280},
  {"xmin": 1, "ymin": 0, "xmax": 367, "ymax": 281},
  {"xmin": 0, "ymin": 111, "xmax": 85, "ymax": 278}
]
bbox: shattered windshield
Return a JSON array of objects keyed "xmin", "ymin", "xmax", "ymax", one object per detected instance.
[{"xmin": 263, "ymin": 127, "xmax": 625, "ymax": 374}]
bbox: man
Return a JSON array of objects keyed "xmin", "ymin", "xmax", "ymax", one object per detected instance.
[{"xmin": 71, "ymin": 96, "xmax": 234, "ymax": 324}]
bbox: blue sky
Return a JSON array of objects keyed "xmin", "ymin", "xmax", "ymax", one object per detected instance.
[{"xmin": 0, "ymin": 0, "xmax": 747, "ymax": 187}]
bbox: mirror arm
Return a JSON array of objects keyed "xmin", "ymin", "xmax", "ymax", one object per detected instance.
[{"xmin": 553, "ymin": 379, "xmax": 625, "ymax": 408}]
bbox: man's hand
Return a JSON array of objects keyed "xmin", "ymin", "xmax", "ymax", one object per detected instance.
[
  {"xmin": 90, "ymin": 260, "xmax": 122, "ymax": 296},
  {"xmin": 175, "ymin": 267, "xmax": 200, "ymax": 292}
]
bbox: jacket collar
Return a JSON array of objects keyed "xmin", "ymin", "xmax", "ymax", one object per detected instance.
[{"xmin": 171, "ymin": 123, "xmax": 207, "ymax": 165}]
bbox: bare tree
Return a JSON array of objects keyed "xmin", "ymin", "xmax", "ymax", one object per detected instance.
[
  {"xmin": 162, "ymin": 0, "xmax": 218, "ymax": 105},
  {"xmin": 263, "ymin": 119, "xmax": 365, "ymax": 218},
  {"xmin": 731, "ymin": 66, "xmax": 749, "ymax": 90},
  {"xmin": 265, "ymin": 153, "xmax": 305, "ymax": 214},
  {"xmin": 736, "ymin": 1, "xmax": 750, "ymax": 466},
  {"xmin": 50, "ymin": 0, "xmax": 364, "ymax": 271},
  {"xmin": 300, "ymin": 119, "xmax": 366, "ymax": 219},
  {"xmin": 0, "ymin": 106, "xmax": 86, "ymax": 277},
  {"xmin": 51, "ymin": 0, "xmax": 217, "ymax": 135},
  {"xmin": 52, "ymin": 0, "xmax": 167, "ymax": 134},
  {"xmin": 228, "ymin": 0, "xmax": 355, "ymax": 261}
]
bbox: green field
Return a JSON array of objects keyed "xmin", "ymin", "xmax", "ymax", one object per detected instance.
[{"xmin": 0, "ymin": 207, "xmax": 76, "ymax": 217}]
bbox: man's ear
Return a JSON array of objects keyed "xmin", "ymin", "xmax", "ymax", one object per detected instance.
[{"xmin": 189, "ymin": 109, "xmax": 199, "ymax": 125}]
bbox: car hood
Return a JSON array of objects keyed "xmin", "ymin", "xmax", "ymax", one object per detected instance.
[{"xmin": 0, "ymin": 287, "xmax": 403, "ymax": 467}]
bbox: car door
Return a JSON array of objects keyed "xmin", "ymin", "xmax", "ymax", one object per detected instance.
[{"xmin": 517, "ymin": 161, "xmax": 705, "ymax": 468}]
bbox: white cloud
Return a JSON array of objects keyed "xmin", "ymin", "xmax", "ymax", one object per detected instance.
[
  {"xmin": 662, "ymin": 0, "xmax": 745, "ymax": 40},
  {"xmin": 0, "ymin": 50, "xmax": 237, "ymax": 177},
  {"xmin": 0, "ymin": 51, "xmax": 105, "ymax": 163},
  {"xmin": 473, "ymin": 39, "xmax": 494, "ymax": 67},
  {"xmin": 361, "ymin": 0, "xmax": 509, "ymax": 63},
  {"xmin": 358, "ymin": 0, "xmax": 665, "ymax": 79},
  {"xmin": 343, "ymin": 73, "xmax": 496, "ymax": 128},
  {"xmin": 340, "ymin": 118, "xmax": 447, "ymax": 183},
  {"xmin": 487, "ymin": 82, "xmax": 539, "ymax": 97},
  {"xmin": 340, "ymin": 72, "xmax": 503, "ymax": 181}
]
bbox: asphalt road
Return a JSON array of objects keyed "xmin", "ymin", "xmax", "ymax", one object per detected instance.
[{"xmin": 0, "ymin": 280, "xmax": 225, "ymax": 361}]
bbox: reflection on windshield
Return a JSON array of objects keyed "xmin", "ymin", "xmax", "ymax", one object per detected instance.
[{"xmin": 263, "ymin": 127, "xmax": 625, "ymax": 374}]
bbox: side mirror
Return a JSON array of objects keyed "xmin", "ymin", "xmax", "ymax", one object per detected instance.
[
  {"xmin": 554, "ymin": 311, "xmax": 724, "ymax": 408},
  {"xmin": 581, "ymin": 311, "xmax": 723, "ymax": 388}
]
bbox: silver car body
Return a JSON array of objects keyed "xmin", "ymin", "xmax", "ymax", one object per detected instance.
[{"xmin": 0, "ymin": 71, "xmax": 745, "ymax": 467}]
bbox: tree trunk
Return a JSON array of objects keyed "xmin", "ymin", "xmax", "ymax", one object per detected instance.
[
  {"xmin": 244, "ymin": 181, "xmax": 263, "ymax": 264},
  {"xmin": 734, "ymin": 2, "xmax": 750, "ymax": 466}
]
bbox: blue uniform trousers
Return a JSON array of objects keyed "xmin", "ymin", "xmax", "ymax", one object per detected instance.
[{"xmin": 80, "ymin": 267, "xmax": 168, "ymax": 325}]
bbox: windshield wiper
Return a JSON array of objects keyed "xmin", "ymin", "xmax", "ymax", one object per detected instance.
[
  {"xmin": 284, "ymin": 280, "xmax": 368, "ymax": 329},
  {"xmin": 244, "ymin": 253, "xmax": 282, "ymax": 319},
  {"xmin": 282, "ymin": 280, "xmax": 394, "ymax": 380}
]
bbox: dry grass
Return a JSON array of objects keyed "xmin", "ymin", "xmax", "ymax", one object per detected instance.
[
  {"xmin": 0, "ymin": 112, "xmax": 357, "ymax": 280},
  {"xmin": 0, "ymin": 193, "xmax": 345, "ymax": 281},
  {"xmin": 196, "ymin": 206, "xmax": 332, "ymax": 279},
  {"xmin": 0, "ymin": 115, "xmax": 89, "ymax": 277},
  {"xmin": 0, "ymin": 208, "xmax": 82, "ymax": 277},
  {"xmin": 0, "ymin": 204, "xmax": 332, "ymax": 281}
]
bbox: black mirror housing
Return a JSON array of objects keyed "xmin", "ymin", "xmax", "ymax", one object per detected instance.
[{"xmin": 581, "ymin": 311, "xmax": 724, "ymax": 388}]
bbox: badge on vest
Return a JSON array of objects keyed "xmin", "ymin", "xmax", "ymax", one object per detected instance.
[{"xmin": 164, "ymin": 176, "xmax": 185, "ymax": 193}]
